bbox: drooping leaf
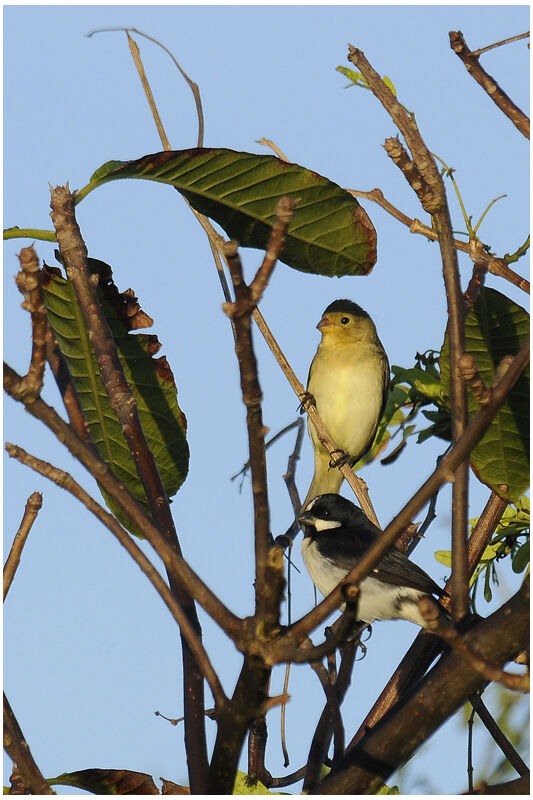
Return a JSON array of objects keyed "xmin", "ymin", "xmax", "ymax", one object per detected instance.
[
  {"xmin": 43, "ymin": 257, "xmax": 189, "ymax": 536},
  {"xmin": 440, "ymin": 288, "xmax": 529, "ymax": 502},
  {"xmin": 76, "ymin": 148, "xmax": 377, "ymax": 278},
  {"xmin": 512, "ymin": 540, "xmax": 530, "ymax": 574},
  {"xmin": 49, "ymin": 768, "xmax": 159, "ymax": 794}
]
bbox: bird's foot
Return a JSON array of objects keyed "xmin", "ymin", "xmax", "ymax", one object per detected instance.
[
  {"xmin": 328, "ymin": 449, "xmax": 351, "ymax": 469},
  {"xmin": 298, "ymin": 391, "xmax": 315, "ymax": 414}
]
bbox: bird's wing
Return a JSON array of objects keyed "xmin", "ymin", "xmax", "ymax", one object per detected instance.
[
  {"xmin": 373, "ymin": 548, "xmax": 447, "ymax": 597},
  {"xmin": 349, "ymin": 347, "xmax": 390, "ymax": 466}
]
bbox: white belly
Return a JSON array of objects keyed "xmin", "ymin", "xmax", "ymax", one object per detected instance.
[{"xmin": 301, "ymin": 538, "xmax": 427, "ymax": 626}]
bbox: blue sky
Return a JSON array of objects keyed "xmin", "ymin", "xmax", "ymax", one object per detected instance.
[{"xmin": 3, "ymin": 4, "xmax": 529, "ymax": 794}]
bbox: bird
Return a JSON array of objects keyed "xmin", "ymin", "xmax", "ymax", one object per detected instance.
[
  {"xmin": 302, "ymin": 299, "xmax": 389, "ymax": 510},
  {"xmin": 299, "ymin": 493, "xmax": 447, "ymax": 628}
]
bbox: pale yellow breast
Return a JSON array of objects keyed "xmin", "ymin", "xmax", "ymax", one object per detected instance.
[{"xmin": 307, "ymin": 341, "xmax": 384, "ymax": 460}]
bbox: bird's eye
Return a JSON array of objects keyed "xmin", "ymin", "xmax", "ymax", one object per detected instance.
[{"xmin": 340, "ymin": 316, "xmax": 350, "ymax": 325}]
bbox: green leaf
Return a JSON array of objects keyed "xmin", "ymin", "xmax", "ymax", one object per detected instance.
[
  {"xmin": 483, "ymin": 564, "xmax": 493, "ymax": 602},
  {"xmin": 336, "ymin": 65, "xmax": 369, "ymax": 89},
  {"xmin": 233, "ymin": 771, "xmax": 287, "ymax": 795},
  {"xmin": 512, "ymin": 540, "xmax": 530, "ymax": 573},
  {"xmin": 49, "ymin": 768, "xmax": 159, "ymax": 794},
  {"xmin": 43, "ymin": 258, "xmax": 189, "ymax": 536},
  {"xmin": 441, "ymin": 288, "xmax": 530, "ymax": 502},
  {"xmin": 434, "ymin": 549, "xmax": 452, "ymax": 567},
  {"xmin": 77, "ymin": 148, "xmax": 377, "ymax": 278},
  {"xmin": 377, "ymin": 784, "xmax": 401, "ymax": 795},
  {"xmin": 391, "ymin": 364, "xmax": 441, "ymax": 401}
]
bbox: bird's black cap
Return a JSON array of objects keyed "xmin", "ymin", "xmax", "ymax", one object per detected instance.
[{"xmin": 323, "ymin": 299, "xmax": 369, "ymax": 319}]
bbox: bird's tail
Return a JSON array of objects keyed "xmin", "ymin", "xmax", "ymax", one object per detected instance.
[{"xmin": 302, "ymin": 452, "xmax": 345, "ymax": 510}]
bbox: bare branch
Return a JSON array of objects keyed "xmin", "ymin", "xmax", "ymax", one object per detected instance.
[
  {"xmin": 350, "ymin": 488, "xmax": 510, "ymax": 745},
  {"xmin": 49, "ymin": 184, "xmax": 209, "ymax": 786},
  {"xmin": 87, "ymin": 26, "xmax": 204, "ymax": 147},
  {"xmin": 9, "ymin": 246, "xmax": 48, "ymax": 403},
  {"xmin": 5, "ymin": 443, "xmax": 228, "ymax": 710},
  {"xmin": 471, "ymin": 31, "xmax": 530, "ymax": 57},
  {"xmin": 348, "ymin": 44, "xmax": 471, "ymax": 622},
  {"xmin": 449, "ymin": 30, "xmax": 530, "ymax": 139},
  {"xmin": 221, "ymin": 243, "xmax": 275, "ymax": 623},
  {"xmin": 3, "ymin": 365, "xmax": 243, "ymax": 643},
  {"xmin": 419, "ymin": 595, "xmax": 529, "ymax": 692},
  {"xmin": 3, "ymin": 693, "xmax": 55, "ymax": 794},
  {"xmin": 470, "ymin": 694, "xmax": 529, "ymax": 777},
  {"xmin": 3, "ymin": 491, "xmax": 42, "ymax": 601},
  {"xmin": 348, "ymin": 187, "xmax": 529, "ymax": 294},
  {"xmin": 318, "ymin": 578, "xmax": 529, "ymax": 794}
]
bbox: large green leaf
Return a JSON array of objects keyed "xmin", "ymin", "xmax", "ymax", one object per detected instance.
[
  {"xmin": 76, "ymin": 148, "xmax": 377, "ymax": 277},
  {"xmin": 43, "ymin": 257, "xmax": 189, "ymax": 535},
  {"xmin": 441, "ymin": 288, "xmax": 529, "ymax": 501}
]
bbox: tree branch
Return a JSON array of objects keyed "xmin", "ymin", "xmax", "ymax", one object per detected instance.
[
  {"xmin": 348, "ymin": 187, "xmax": 529, "ymax": 294},
  {"xmin": 449, "ymin": 30, "xmax": 530, "ymax": 139},
  {"xmin": 3, "ymin": 693, "xmax": 55, "ymax": 794},
  {"xmin": 317, "ymin": 578, "xmax": 529, "ymax": 794},
  {"xmin": 5, "ymin": 443, "xmax": 229, "ymax": 711},
  {"xmin": 10, "ymin": 246, "xmax": 48, "ymax": 403},
  {"xmin": 3, "ymin": 364, "xmax": 243, "ymax": 644},
  {"xmin": 347, "ymin": 45, "xmax": 470, "ymax": 623},
  {"xmin": 3, "ymin": 491, "xmax": 42, "ymax": 601},
  {"xmin": 349, "ymin": 488, "xmax": 510, "ymax": 746},
  {"xmin": 418, "ymin": 595, "xmax": 529, "ymax": 691},
  {"xmin": 470, "ymin": 694, "xmax": 529, "ymax": 777},
  {"xmin": 49, "ymin": 184, "xmax": 209, "ymax": 788}
]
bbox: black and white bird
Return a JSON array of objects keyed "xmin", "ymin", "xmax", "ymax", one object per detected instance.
[{"xmin": 299, "ymin": 493, "xmax": 447, "ymax": 628}]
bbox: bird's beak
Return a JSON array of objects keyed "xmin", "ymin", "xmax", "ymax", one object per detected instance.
[
  {"xmin": 298, "ymin": 510, "xmax": 316, "ymax": 526},
  {"xmin": 317, "ymin": 315, "xmax": 332, "ymax": 332}
]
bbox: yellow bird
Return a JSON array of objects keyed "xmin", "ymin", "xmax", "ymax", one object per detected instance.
[{"xmin": 303, "ymin": 299, "xmax": 389, "ymax": 509}]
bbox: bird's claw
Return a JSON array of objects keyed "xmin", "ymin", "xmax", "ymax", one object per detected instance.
[
  {"xmin": 298, "ymin": 391, "xmax": 315, "ymax": 414},
  {"xmin": 329, "ymin": 449, "xmax": 350, "ymax": 469}
]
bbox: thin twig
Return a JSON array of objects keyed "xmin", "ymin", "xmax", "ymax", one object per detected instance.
[
  {"xmin": 303, "ymin": 658, "xmax": 345, "ymax": 793},
  {"xmin": 87, "ymin": 26, "xmax": 204, "ymax": 147},
  {"xmin": 471, "ymin": 31, "xmax": 530, "ymax": 57},
  {"xmin": 348, "ymin": 187, "xmax": 529, "ymax": 294},
  {"xmin": 257, "ymin": 138, "xmax": 290, "ymax": 161},
  {"xmin": 5, "ymin": 443, "xmax": 228, "ymax": 710},
  {"xmin": 467, "ymin": 700, "xmax": 476, "ymax": 792},
  {"xmin": 449, "ymin": 30, "xmax": 530, "ymax": 139},
  {"xmin": 3, "ymin": 491, "xmax": 42, "ymax": 601},
  {"xmin": 470, "ymin": 694, "xmax": 529, "ymax": 777},
  {"xmin": 3, "ymin": 693, "xmax": 55, "ymax": 794},
  {"xmin": 126, "ymin": 32, "xmax": 171, "ymax": 150},
  {"xmin": 418, "ymin": 595, "xmax": 530, "ymax": 692}
]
